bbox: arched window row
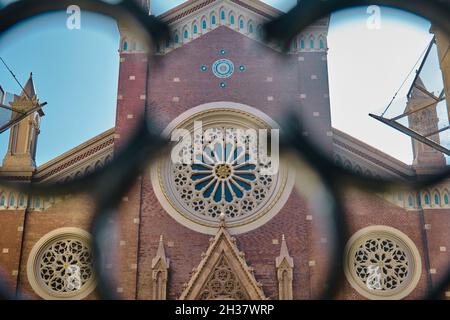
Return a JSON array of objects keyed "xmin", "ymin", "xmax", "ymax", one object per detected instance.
[
  {"xmin": 403, "ymin": 188, "xmax": 450, "ymax": 209},
  {"xmin": 333, "ymin": 156, "xmax": 375, "ymax": 178},
  {"xmin": 121, "ymin": 38, "xmax": 141, "ymax": 52},
  {"xmin": 0, "ymin": 191, "xmax": 29, "ymax": 210},
  {"xmin": 288, "ymin": 33, "xmax": 328, "ymax": 52},
  {"xmin": 418, "ymin": 188, "xmax": 450, "ymax": 208},
  {"xmin": 55, "ymin": 155, "xmax": 112, "ymax": 185},
  {"xmin": 0, "ymin": 155, "xmax": 112, "ymax": 210},
  {"xmin": 156, "ymin": 8, "xmax": 267, "ymax": 53}
]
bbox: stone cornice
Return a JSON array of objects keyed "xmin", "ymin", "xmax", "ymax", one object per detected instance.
[{"xmin": 33, "ymin": 128, "xmax": 115, "ymax": 182}]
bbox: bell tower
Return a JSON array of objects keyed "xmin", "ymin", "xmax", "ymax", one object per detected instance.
[
  {"xmin": 406, "ymin": 76, "xmax": 446, "ymax": 173},
  {"xmin": 1, "ymin": 73, "xmax": 44, "ymax": 177},
  {"xmin": 433, "ymin": 27, "xmax": 450, "ymax": 113}
]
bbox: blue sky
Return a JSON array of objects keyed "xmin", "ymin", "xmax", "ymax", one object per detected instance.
[{"xmin": 0, "ymin": 1, "xmax": 441, "ymax": 166}]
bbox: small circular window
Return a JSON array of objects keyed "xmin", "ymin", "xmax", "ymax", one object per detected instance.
[
  {"xmin": 344, "ymin": 226, "xmax": 422, "ymax": 300},
  {"xmin": 27, "ymin": 228, "xmax": 96, "ymax": 300},
  {"xmin": 212, "ymin": 59, "xmax": 235, "ymax": 78}
]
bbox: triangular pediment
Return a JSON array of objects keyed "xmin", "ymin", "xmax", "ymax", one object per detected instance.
[{"xmin": 179, "ymin": 217, "xmax": 266, "ymax": 300}]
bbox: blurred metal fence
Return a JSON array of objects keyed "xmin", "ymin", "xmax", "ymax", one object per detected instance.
[{"xmin": 0, "ymin": 0, "xmax": 449, "ymax": 300}]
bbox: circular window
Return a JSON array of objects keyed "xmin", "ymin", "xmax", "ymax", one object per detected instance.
[
  {"xmin": 27, "ymin": 228, "xmax": 96, "ymax": 300},
  {"xmin": 344, "ymin": 226, "xmax": 422, "ymax": 300},
  {"xmin": 212, "ymin": 59, "xmax": 235, "ymax": 78},
  {"xmin": 151, "ymin": 102, "xmax": 294, "ymax": 235}
]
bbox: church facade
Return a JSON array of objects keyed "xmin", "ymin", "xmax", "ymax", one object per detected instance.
[{"xmin": 1, "ymin": 0, "xmax": 450, "ymax": 300}]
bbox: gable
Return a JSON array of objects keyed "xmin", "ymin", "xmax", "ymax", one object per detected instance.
[{"xmin": 179, "ymin": 216, "xmax": 266, "ymax": 300}]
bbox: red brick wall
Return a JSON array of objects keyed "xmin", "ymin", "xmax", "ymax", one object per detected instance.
[
  {"xmin": 0, "ymin": 210, "xmax": 25, "ymax": 294},
  {"xmin": 423, "ymin": 208, "xmax": 450, "ymax": 298},
  {"xmin": 16, "ymin": 194, "xmax": 99, "ymax": 299}
]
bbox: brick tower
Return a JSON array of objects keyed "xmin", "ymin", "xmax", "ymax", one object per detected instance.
[{"xmin": 1, "ymin": 73, "xmax": 43, "ymax": 179}]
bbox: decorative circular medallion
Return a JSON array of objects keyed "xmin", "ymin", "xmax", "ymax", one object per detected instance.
[
  {"xmin": 212, "ymin": 59, "xmax": 235, "ymax": 79},
  {"xmin": 27, "ymin": 228, "xmax": 96, "ymax": 300},
  {"xmin": 344, "ymin": 226, "xmax": 422, "ymax": 300},
  {"xmin": 151, "ymin": 102, "xmax": 294, "ymax": 235}
]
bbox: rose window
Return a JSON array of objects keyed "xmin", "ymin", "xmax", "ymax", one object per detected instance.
[
  {"xmin": 39, "ymin": 239, "xmax": 93, "ymax": 294},
  {"xmin": 152, "ymin": 105, "xmax": 294, "ymax": 235},
  {"xmin": 353, "ymin": 238, "xmax": 408, "ymax": 291},
  {"xmin": 344, "ymin": 226, "xmax": 422, "ymax": 300},
  {"xmin": 27, "ymin": 228, "xmax": 96, "ymax": 300},
  {"xmin": 172, "ymin": 127, "xmax": 274, "ymax": 220}
]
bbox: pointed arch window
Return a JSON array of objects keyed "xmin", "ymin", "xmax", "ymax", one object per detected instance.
[
  {"xmin": 184, "ymin": 30, "xmax": 189, "ymax": 39},
  {"xmin": 193, "ymin": 24, "xmax": 198, "ymax": 34},
  {"xmin": 95, "ymin": 161, "xmax": 102, "ymax": 171},
  {"xmin": 291, "ymin": 40, "xmax": 297, "ymax": 51},
  {"xmin": 211, "ymin": 15, "xmax": 216, "ymax": 26},
  {"xmin": 239, "ymin": 19, "xmax": 244, "ymax": 30},
  {"xmin": 123, "ymin": 41, "xmax": 128, "ymax": 51},
  {"xmin": 257, "ymin": 25, "xmax": 263, "ymax": 39},
  {"xmin": 19, "ymin": 194, "xmax": 25, "ymax": 207},
  {"xmin": 408, "ymin": 195, "xmax": 414, "ymax": 207},
  {"xmin": 344, "ymin": 160, "xmax": 352, "ymax": 171},
  {"xmin": 221, "ymin": 10, "xmax": 225, "ymax": 21},
  {"xmin": 445, "ymin": 194, "xmax": 449, "ymax": 205},
  {"xmin": 434, "ymin": 194, "xmax": 440, "ymax": 205},
  {"xmin": 310, "ymin": 37, "xmax": 315, "ymax": 49},
  {"xmin": 300, "ymin": 38, "xmax": 305, "ymax": 49},
  {"xmin": 202, "ymin": 19, "xmax": 207, "ymax": 30},
  {"xmin": 334, "ymin": 155, "xmax": 342, "ymax": 166},
  {"xmin": 424, "ymin": 194, "xmax": 430, "ymax": 205},
  {"xmin": 319, "ymin": 37, "xmax": 325, "ymax": 49},
  {"xmin": 34, "ymin": 197, "xmax": 41, "ymax": 209},
  {"xmin": 9, "ymin": 195, "xmax": 15, "ymax": 207},
  {"xmin": 174, "ymin": 34, "xmax": 179, "ymax": 44},
  {"xmin": 230, "ymin": 15, "xmax": 235, "ymax": 25},
  {"xmin": 248, "ymin": 24, "xmax": 253, "ymax": 34},
  {"xmin": 0, "ymin": 195, "xmax": 5, "ymax": 206}
]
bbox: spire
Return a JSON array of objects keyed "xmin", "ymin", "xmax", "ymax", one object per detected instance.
[
  {"xmin": 276, "ymin": 234, "xmax": 294, "ymax": 268},
  {"xmin": 407, "ymin": 76, "xmax": 429, "ymax": 101},
  {"xmin": 151, "ymin": 235, "xmax": 169, "ymax": 268},
  {"xmin": 275, "ymin": 234, "xmax": 294, "ymax": 300},
  {"xmin": 1, "ymin": 72, "xmax": 42, "ymax": 175},
  {"xmin": 21, "ymin": 72, "xmax": 36, "ymax": 99},
  {"xmin": 406, "ymin": 75, "xmax": 446, "ymax": 171},
  {"xmin": 151, "ymin": 235, "xmax": 169, "ymax": 300}
]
